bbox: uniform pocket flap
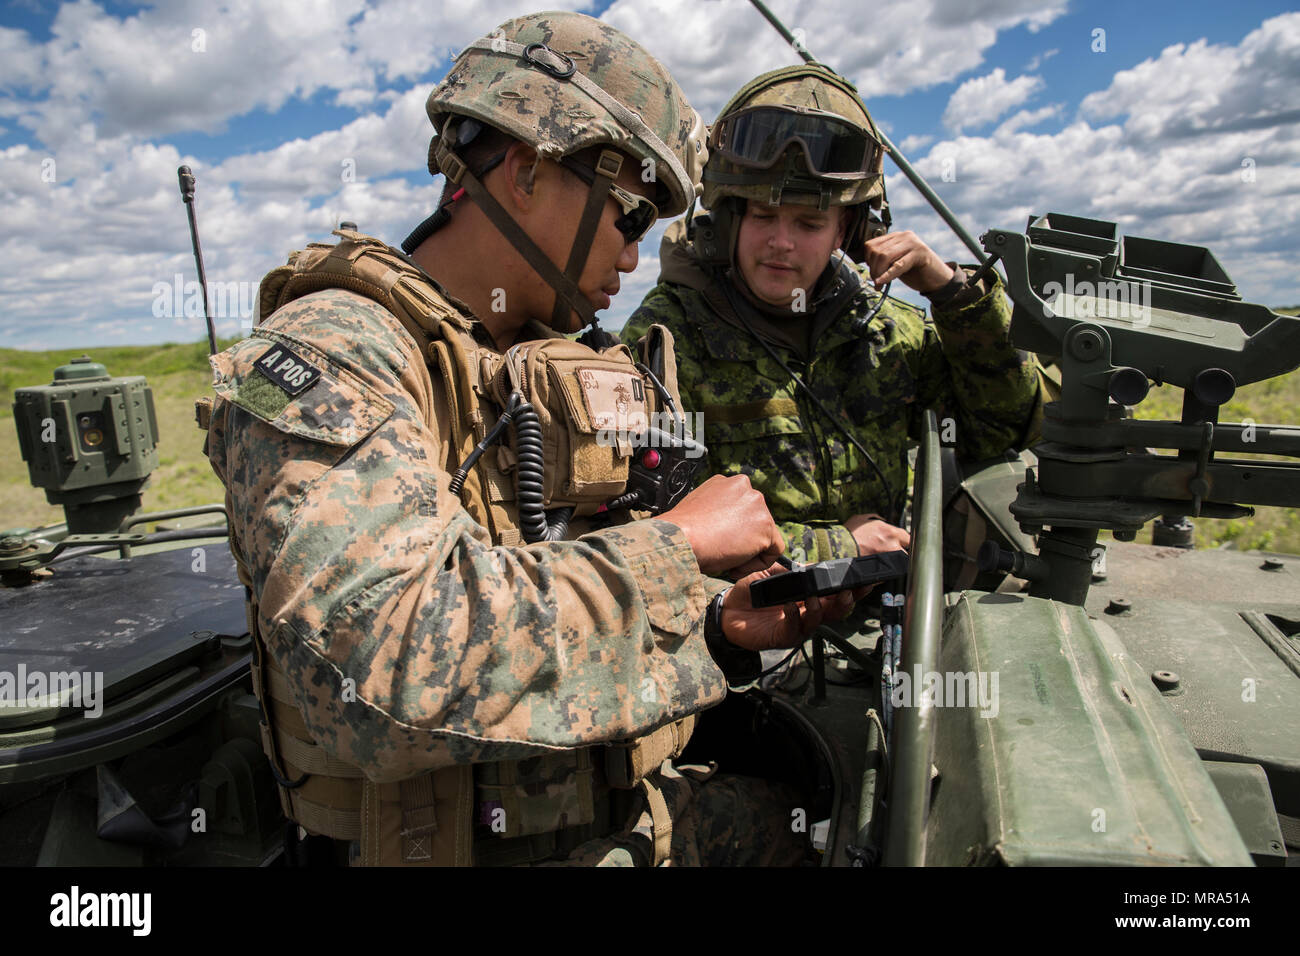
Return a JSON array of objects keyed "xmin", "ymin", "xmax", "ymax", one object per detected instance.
[
  {"xmin": 211, "ymin": 333, "xmax": 394, "ymax": 447},
  {"xmin": 550, "ymin": 361, "xmax": 649, "ymax": 435}
]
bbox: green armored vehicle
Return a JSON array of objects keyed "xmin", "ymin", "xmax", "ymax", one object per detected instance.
[
  {"xmin": 1, "ymin": 356, "xmax": 284, "ymax": 865},
  {"xmin": 2, "ymin": 212, "xmax": 1296, "ymax": 867}
]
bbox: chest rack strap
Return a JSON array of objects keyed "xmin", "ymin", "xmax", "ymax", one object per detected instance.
[{"xmin": 554, "ymin": 149, "xmax": 623, "ymax": 328}]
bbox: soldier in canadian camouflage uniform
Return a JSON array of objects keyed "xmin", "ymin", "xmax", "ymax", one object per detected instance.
[
  {"xmin": 203, "ymin": 13, "xmax": 857, "ymax": 867},
  {"xmin": 623, "ymin": 65, "xmax": 1043, "ymax": 564}
]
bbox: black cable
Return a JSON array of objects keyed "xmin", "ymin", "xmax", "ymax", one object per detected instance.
[
  {"xmin": 450, "ymin": 393, "xmax": 520, "ymax": 496},
  {"xmin": 759, "ymin": 643, "xmax": 802, "ymax": 678},
  {"xmin": 850, "ymin": 279, "xmax": 891, "ymax": 333},
  {"xmin": 634, "ymin": 362, "xmax": 683, "ymax": 429},
  {"xmin": 511, "ymin": 396, "xmax": 573, "ymax": 542},
  {"xmin": 798, "ymin": 640, "xmax": 873, "ymax": 687},
  {"xmin": 603, "ymin": 490, "xmax": 641, "ymax": 512},
  {"xmin": 764, "ymin": 648, "xmax": 812, "ymax": 695},
  {"xmin": 400, "ymin": 207, "xmax": 450, "ymax": 254},
  {"xmin": 401, "ymin": 135, "xmax": 507, "ymax": 253}
]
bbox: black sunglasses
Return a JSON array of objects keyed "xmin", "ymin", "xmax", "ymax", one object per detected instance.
[{"xmin": 558, "ymin": 157, "xmax": 659, "ymax": 243}]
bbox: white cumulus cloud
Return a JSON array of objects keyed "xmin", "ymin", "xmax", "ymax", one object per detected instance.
[
  {"xmin": 1080, "ymin": 12, "xmax": 1300, "ymax": 141},
  {"xmin": 2, "ymin": 1, "xmax": 1299, "ymax": 350},
  {"xmin": 1024, "ymin": 48, "xmax": 1058, "ymax": 72},
  {"xmin": 603, "ymin": 0, "xmax": 1069, "ymax": 119},
  {"xmin": 0, "ymin": 0, "xmax": 590, "ymax": 151},
  {"xmin": 942, "ymin": 68, "xmax": 1045, "ymax": 132}
]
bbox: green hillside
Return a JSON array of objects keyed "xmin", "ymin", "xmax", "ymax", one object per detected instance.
[{"xmin": 3, "ymin": 317, "xmax": 1299, "ymax": 553}]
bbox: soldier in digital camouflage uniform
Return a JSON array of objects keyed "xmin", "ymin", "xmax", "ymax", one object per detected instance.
[
  {"xmin": 623, "ymin": 65, "xmax": 1043, "ymax": 565},
  {"xmin": 203, "ymin": 12, "xmax": 857, "ymax": 867}
]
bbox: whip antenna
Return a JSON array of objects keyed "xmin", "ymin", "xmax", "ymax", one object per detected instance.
[{"xmin": 177, "ymin": 165, "xmax": 218, "ymax": 355}]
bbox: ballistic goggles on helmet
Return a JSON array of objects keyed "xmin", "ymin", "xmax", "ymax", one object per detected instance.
[
  {"xmin": 559, "ymin": 156, "xmax": 659, "ymax": 243},
  {"xmin": 710, "ymin": 106, "xmax": 883, "ymax": 179}
]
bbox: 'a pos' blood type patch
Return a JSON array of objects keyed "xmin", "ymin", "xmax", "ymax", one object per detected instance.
[{"xmin": 254, "ymin": 345, "xmax": 322, "ymax": 395}]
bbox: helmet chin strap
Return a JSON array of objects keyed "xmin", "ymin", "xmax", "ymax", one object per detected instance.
[
  {"xmin": 553, "ymin": 150, "xmax": 623, "ymax": 329},
  {"xmin": 433, "ymin": 132, "xmax": 621, "ymax": 335}
]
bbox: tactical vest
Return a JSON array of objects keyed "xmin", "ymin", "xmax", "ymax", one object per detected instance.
[{"xmin": 204, "ymin": 230, "xmax": 695, "ymax": 866}]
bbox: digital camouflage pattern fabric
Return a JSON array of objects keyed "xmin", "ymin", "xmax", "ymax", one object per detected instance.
[
  {"xmin": 426, "ymin": 12, "xmax": 706, "ymax": 217},
  {"xmin": 206, "ymin": 287, "xmax": 730, "ymax": 783},
  {"xmin": 550, "ymin": 768, "xmax": 808, "ymax": 866},
  {"xmin": 623, "ymin": 229, "xmax": 1043, "ymax": 565}
]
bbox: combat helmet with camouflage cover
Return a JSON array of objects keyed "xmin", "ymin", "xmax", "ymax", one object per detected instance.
[
  {"xmin": 415, "ymin": 11, "xmax": 708, "ymax": 330},
  {"xmin": 701, "ymin": 63, "xmax": 888, "ymax": 263}
]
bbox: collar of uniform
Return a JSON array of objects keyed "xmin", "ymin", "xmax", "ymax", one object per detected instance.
[
  {"xmin": 385, "ymin": 237, "xmax": 478, "ymax": 320},
  {"xmin": 433, "ymin": 308, "xmax": 488, "ymax": 348},
  {"xmin": 453, "ymin": 314, "xmax": 568, "ymax": 351},
  {"xmin": 522, "ymin": 318, "xmax": 569, "ymax": 341},
  {"xmin": 695, "ymin": 282, "xmax": 783, "ymax": 363}
]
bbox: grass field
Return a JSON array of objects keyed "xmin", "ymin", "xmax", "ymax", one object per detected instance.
[
  {"xmin": 0, "ymin": 338, "xmax": 240, "ymax": 533},
  {"xmin": 3, "ymin": 316, "xmax": 1299, "ymax": 551}
]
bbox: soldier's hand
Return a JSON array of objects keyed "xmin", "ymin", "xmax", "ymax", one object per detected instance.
[
  {"xmin": 660, "ymin": 474, "xmax": 785, "ymax": 577},
  {"xmin": 720, "ymin": 563, "xmax": 870, "ymax": 651},
  {"xmin": 863, "ymin": 231, "xmax": 955, "ymax": 293},
  {"xmin": 845, "ymin": 514, "xmax": 911, "ymax": 555}
]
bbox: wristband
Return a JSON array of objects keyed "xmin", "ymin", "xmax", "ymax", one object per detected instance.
[
  {"xmin": 703, "ymin": 586, "xmax": 761, "ymax": 686},
  {"xmin": 704, "ymin": 587, "xmax": 732, "ymax": 653}
]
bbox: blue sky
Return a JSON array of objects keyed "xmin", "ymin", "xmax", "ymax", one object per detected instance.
[{"xmin": 1, "ymin": 0, "xmax": 1297, "ymax": 349}]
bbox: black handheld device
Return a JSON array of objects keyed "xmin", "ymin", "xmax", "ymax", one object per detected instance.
[{"xmin": 748, "ymin": 550, "xmax": 909, "ymax": 608}]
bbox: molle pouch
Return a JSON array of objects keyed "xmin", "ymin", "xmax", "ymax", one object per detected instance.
[
  {"xmin": 475, "ymin": 750, "xmax": 596, "ymax": 839},
  {"xmin": 604, "ymin": 715, "xmax": 696, "ymax": 789},
  {"xmin": 488, "ymin": 338, "xmax": 659, "ymax": 510}
]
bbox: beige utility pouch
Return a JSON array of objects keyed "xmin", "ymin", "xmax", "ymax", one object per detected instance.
[{"xmin": 488, "ymin": 339, "xmax": 659, "ymax": 508}]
